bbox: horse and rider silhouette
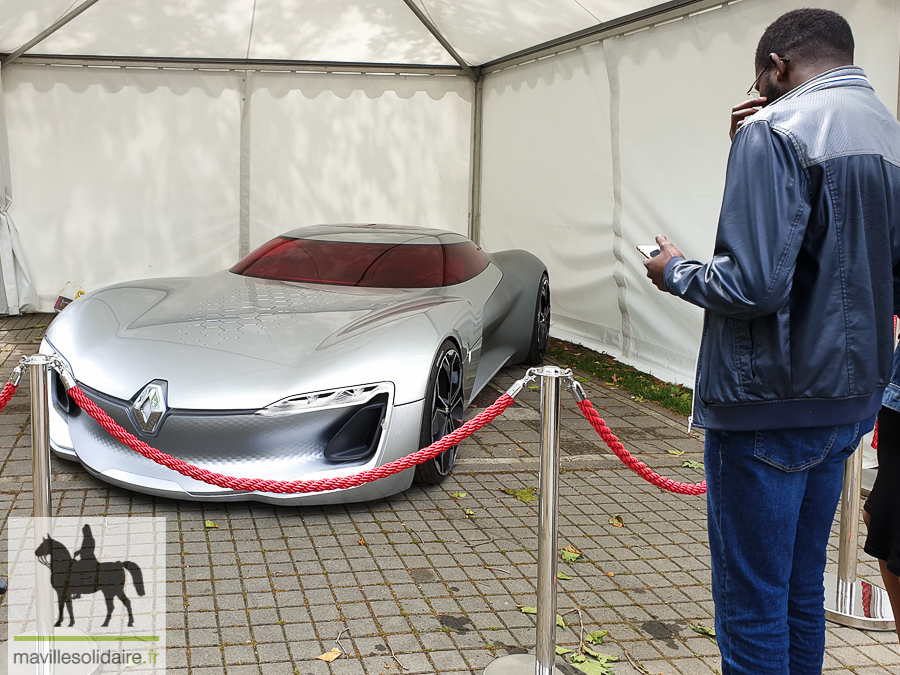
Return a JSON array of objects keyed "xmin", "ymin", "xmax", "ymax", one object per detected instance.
[{"xmin": 34, "ymin": 524, "xmax": 145, "ymax": 627}]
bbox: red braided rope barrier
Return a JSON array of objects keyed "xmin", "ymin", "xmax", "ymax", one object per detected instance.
[
  {"xmin": 68, "ymin": 385, "xmax": 513, "ymax": 494},
  {"xmin": 0, "ymin": 381, "xmax": 18, "ymax": 412},
  {"xmin": 576, "ymin": 398, "xmax": 706, "ymax": 496}
]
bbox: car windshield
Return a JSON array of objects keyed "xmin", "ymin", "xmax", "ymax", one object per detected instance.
[{"xmin": 231, "ymin": 237, "xmax": 489, "ymax": 288}]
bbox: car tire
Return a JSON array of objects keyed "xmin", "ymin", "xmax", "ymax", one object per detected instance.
[
  {"xmin": 522, "ymin": 273, "xmax": 550, "ymax": 365},
  {"xmin": 414, "ymin": 340, "xmax": 464, "ymax": 485}
]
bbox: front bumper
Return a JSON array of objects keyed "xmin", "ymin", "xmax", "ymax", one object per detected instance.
[{"xmin": 48, "ymin": 374, "xmax": 424, "ymax": 505}]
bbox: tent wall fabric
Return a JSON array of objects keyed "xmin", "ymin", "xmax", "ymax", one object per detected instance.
[
  {"xmin": 0, "ymin": 64, "xmax": 38, "ymax": 315},
  {"xmin": 479, "ymin": 0, "xmax": 900, "ymax": 384},
  {"xmin": 2, "ymin": 65, "xmax": 473, "ymax": 307}
]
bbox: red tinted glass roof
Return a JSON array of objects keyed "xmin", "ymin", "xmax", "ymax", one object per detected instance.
[{"xmin": 231, "ymin": 237, "xmax": 488, "ymax": 288}]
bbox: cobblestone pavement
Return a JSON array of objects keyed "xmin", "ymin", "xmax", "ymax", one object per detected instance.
[{"xmin": 0, "ymin": 313, "xmax": 897, "ymax": 674}]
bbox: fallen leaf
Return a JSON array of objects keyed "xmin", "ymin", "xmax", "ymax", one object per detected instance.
[
  {"xmin": 682, "ymin": 459, "xmax": 705, "ymax": 470},
  {"xmin": 605, "ymin": 572, "xmax": 615, "ymax": 577},
  {"xmin": 561, "ymin": 545, "xmax": 582, "ymax": 562},
  {"xmin": 584, "ymin": 630, "xmax": 608, "ymax": 644},
  {"xmin": 358, "ymin": 538, "xmax": 366, "ymax": 546},
  {"xmin": 571, "ymin": 654, "xmax": 587, "ymax": 663},
  {"xmin": 465, "ymin": 509, "xmax": 475, "ymax": 516},
  {"xmin": 569, "ymin": 649, "xmax": 617, "ymax": 675},
  {"xmin": 557, "ymin": 571, "xmax": 572, "ymax": 580},
  {"xmin": 500, "ymin": 486, "xmax": 538, "ymax": 503},
  {"xmin": 450, "ymin": 492, "xmax": 467, "ymax": 499},
  {"xmin": 316, "ymin": 648, "xmax": 342, "ymax": 663},
  {"xmin": 582, "ymin": 645, "xmax": 603, "ymax": 659},
  {"xmin": 555, "ymin": 646, "xmax": 571, "ymax": 655},
  {"xmin": 608, "ymin": 514, "xmax": 625, "ymax": 528},
  {"xmin": 690, "ymin": 623, "xmax": 716, "ymax": 638},
  {"xmin": 204, "ymin": 520, "xmax": 218, "ymax": 530},
  {"xmin": 666, "ymin": 449, "xmax": 685, "ymax": 456}
]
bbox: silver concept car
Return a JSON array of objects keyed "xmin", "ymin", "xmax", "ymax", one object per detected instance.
[{"xmin": 41, "ymin": 224, "xmax": 550, "ymax": 505}]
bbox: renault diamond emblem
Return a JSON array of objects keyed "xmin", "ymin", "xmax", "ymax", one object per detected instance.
[{"xmin": 133, "ymin": 382, "xmax": 167, "ymax": 434}]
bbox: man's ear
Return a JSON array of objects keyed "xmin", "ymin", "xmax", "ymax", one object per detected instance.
[{"xmin": 770, "ymin": 52, "xmax": 789, "ymax": 80}]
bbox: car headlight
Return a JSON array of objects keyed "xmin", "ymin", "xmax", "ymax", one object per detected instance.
[{"xmin": 256, "ymin": 383, "xmax": 391, "ymax": 416}]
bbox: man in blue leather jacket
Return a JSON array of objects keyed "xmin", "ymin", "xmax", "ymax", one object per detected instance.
[{"xmin": 644, "ymin": 9, "xmax": 900, "ymax": 675}]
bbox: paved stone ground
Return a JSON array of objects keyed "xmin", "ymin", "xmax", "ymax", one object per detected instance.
[{"xmin": 0, "ymin": 313, "xmax": 897, "ymax": 674}]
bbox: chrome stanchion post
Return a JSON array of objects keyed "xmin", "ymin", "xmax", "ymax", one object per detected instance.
[
  {"xmin": 535, "ymin": 369, "xmax": 561, "ymax": 675},
  {"xmin": 485, "ymin": 367, "xmax": 568, "ymax": 675},
  {"xmin": 30, "ymin": 356, "xmax": 54, "ymax": 675},
  {"xmin": 2, "ymin": 357, "xmax": 57, "ymax": 675},
  {"xmin": 824, "ymin": 443, "xmax": 894, "ymax": 630}
]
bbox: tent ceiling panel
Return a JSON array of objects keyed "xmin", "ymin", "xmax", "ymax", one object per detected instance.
[
  {"xmin": 408, "ymin": 0, "xmax": 597, "ymax": 66},
  {"xmin": 4, "ymin": 0, "xmax": 456, "ymax": 65},
  {"xmin": 407, "ymin": 0, "xmax": 677, "ymax": 65},
  {"xmin": 576, "ymin": 0, "xmax": 673, "ymax": 22},
  {"xmin": 0, "ymin": 0, "xmax": 78, "ymax": 53},
  {"xmin": 1, "ymin": 0, "xmax": 705, "ymax": 67},
  {"xmin": 25, "ymin": 0, "xmax": 258, "ymax": 60},
  {"xmin": 248, "ymin": 0, "xmax": 455, "ymax": 65}
]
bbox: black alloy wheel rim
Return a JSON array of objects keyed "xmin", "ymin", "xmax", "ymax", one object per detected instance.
[
  {"xmin": 430, "ymin": 349, "xmax": 464, "ymax": 476},
  {"xmin": 537, "ymin": 278, "xmax": 551, "ymax": 358}
]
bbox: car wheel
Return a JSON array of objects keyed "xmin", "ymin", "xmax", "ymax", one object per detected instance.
[
  {"xmin": 522, "ymin": 273, "xmax": 550, "ymax": 365},
  {"xmin": 414, "ymin": 340, "xmax": 464, "ymax": 485}
]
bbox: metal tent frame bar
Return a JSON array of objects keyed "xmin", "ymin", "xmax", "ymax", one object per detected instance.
[{"xmin": 2, "ymin": 54, "xmax": 468, "ymax": 76}]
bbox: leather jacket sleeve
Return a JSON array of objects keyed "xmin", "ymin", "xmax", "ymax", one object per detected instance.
[{"xmin": 664, "ymin": 121, "xmax": 811, "ymax": 320}]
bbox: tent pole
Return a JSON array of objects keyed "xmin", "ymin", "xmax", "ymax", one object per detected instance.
[
  {"xmin": 239, "ymin": 72, "xmax": 252, "ymax": 260},
  {"xmin": 400, "ymin": 0, "xmax": 479, "ymax": 82},
  {"xmin": 468, "ymin": 78, "xmax": 484, "ymax": 244},
  {"xmin": 1, "ymin": 0, "xmax": 105, "ymax": 67}
]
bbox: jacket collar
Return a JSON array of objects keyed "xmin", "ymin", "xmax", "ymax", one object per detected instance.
[{"xmin": 781, "ymin": 65, "xmax": 871, "ymax": 102}]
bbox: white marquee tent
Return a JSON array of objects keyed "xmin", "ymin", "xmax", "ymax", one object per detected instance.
[{"xmin": 0, "ymin": 0, "xmax": 897, "ymax": 384}]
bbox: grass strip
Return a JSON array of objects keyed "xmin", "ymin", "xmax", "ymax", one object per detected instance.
[{"xmin": 547, "ymin": 338, "xmax": 693, "ymax": 417}]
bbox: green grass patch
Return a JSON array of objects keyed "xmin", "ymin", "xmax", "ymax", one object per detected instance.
[{"xmin": 547, "ymin": 338, "xmax": 692, "ymax": 417}]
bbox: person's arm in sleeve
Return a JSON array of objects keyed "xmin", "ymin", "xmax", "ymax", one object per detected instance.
[{"xmin": 664, "ymin": 121, "xmax": 811, "ymax": 321}]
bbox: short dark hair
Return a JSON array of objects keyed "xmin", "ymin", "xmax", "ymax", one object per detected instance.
[{"xmin": 755, "ymin": 8, "xmax": 854, "ymax": 71}]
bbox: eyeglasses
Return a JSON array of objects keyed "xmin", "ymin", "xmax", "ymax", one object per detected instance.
[{"xmin": 747, "ymin": 56, "xmax": 789, "ymax": 97}]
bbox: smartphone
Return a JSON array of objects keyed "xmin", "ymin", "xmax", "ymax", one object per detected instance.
[{"xmin": 637, "ymin": 245, "xmax": 661, "ymax": 259}]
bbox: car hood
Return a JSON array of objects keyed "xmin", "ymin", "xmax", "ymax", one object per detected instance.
[{"xmin": 46, "ymin": 271, "xmax": 462, "ymax": 409}]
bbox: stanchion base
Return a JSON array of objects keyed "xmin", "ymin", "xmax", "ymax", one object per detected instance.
[
  {"xmin": 483, "ymin": 653, "xmax": 567, "ymax": 675},
  {"xmin": 1, "ymin": 629, "xmax": 101, "ymax": 675},
  {"xmin": 824, "ymin": 573, "xmax": 895, "ymax": 631}
]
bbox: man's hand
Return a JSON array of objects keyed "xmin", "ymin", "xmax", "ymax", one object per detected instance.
[
  {"xmin": 730, "ymin": 96, "xmax": 766, "ymax": 140},
  {"xmin": 643, "ymin": 235, "xmax": 683, "ymax": 292}
]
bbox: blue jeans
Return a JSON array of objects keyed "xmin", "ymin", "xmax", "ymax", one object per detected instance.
[{"xmin": 705, "ymin": 414, "xmax": 875, "ymax": 675}]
